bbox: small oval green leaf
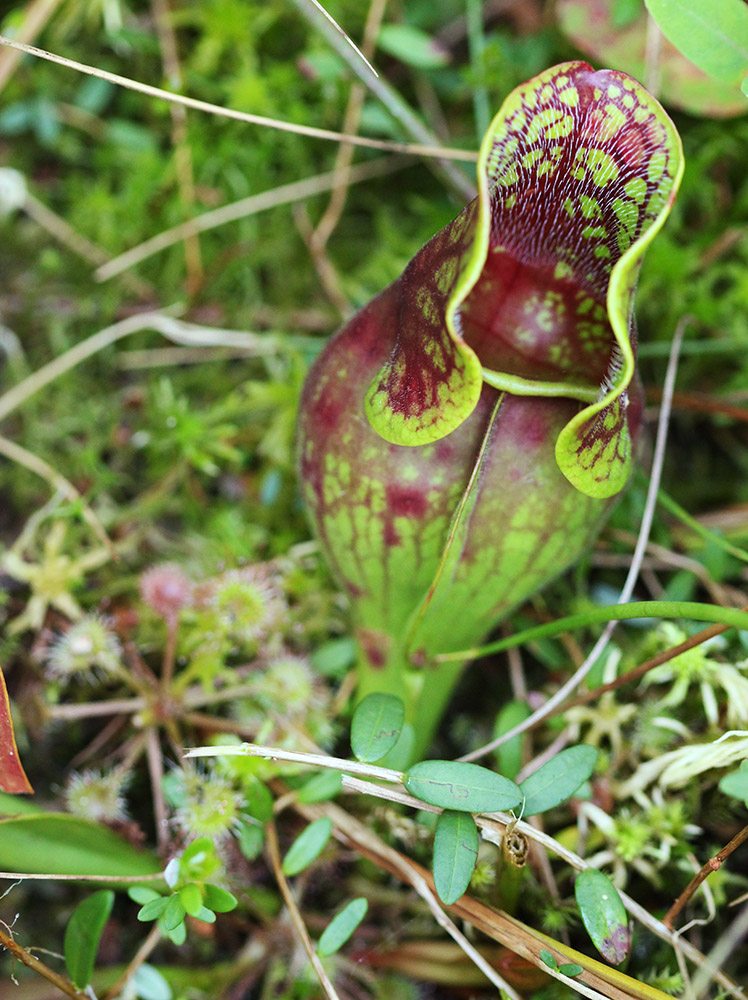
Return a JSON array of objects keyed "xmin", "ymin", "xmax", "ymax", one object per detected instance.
[
  {"xmin": 559, "ymin": 963, "xmax": 584, "ymax": 977},
  {"xmin": 351, "ymin": 693, "xmax": 405, "ymax": 763},
  {"xmin": 166, "ymin": 921, "xmax": 186, "ymax": 946},
  {"xmin": 377, "ymin": 24, "xmax": 450, "ymax": 69},
  {"xmin": 64, "ymin": 889, "xmax": 114, "ymax": 988},
  {"xmin": 137, "ymin": 896, "xmax": 169, "ymax": 922},
  {"xmin": 575, "ymin": 869, "xmax": 631, "ymax": 965},
  {"xmin": 317, "ymin": 897, "xmax": 368, "ymax": 956},
  {"xmin": 237, "ymin": 820, "xmax": 264, "ymax": 860},
  {"xmin": 159, "ymin": 893, "xmax": 186, "ymax": 933},
  {"xmin": 203, "ymin": 883, "xmax": 238, "ymax": 913},
  {"xmin": 539, "ymin": 948, "xmax": 558, "ymax": 970},
  {"xmin": 433, "ymin": 810, "xmax": 479, "ymax": 905},
  {"xmin": 404, "ymin": 760, "xmax": 522, "ymax": 814},
  {"xmin": 519, "ymin": 745, "xmax": 598, "ymax": 816},
  {"xmin": 132, "ymin": 964, "xmax": 173, "ymax": 1000},
  {"xmin": 297, "ymin": 769, "xmax": 343, "ymax": 804},
  {"xmin": 494, "ymin": 700, "xmax": 531, "ymax": 780},
  {"xmin": 282, "ymin": 817, "xmax": 332, "ymax": 876},
  {"xmin": 243, "ymin": 779, "xmax": 274, "ymax": 823},
  {"xmin": 128, "ymin": 886, "xmax": 161, "ymax": 906},
  {"xmin": 178, "ymin": 883, "xmax": 204, "ymax": 917}
]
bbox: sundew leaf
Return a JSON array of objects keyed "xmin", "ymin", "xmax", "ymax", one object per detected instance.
[
  {"xmin": 433, "ymin": 810, "xmax": 479, "ymax": 905},
  {"xmin": 377, "ymin": 24, "xmax": 450, "ymax": 69},
  {"xmin": 63, "ymin": 889, "xmax": 114, "ymax": 988},
  {"xmin": 404, "ymin": 760, "xmax": 522, "ymax": 813},
  {"xmin": 351, "ymin": 692, "xmax": 405, "ymax": 762},
  {"xmin": 575, "ymin": 869, "xmax": 631, "ymax": 965},
  {"xmin": 645, "ymin": 0, "xmax": 748, "ymax": 84},
  {"xmin": 317, "ymin": 897, "xmax": 368, "ymax": 956},
  {"xmin": 282, "ymin": 817, "xmax": 332, "ymax": 876},
  {"xmin": 519, "ymin": 745, "xmax": 598, "ymax": 816}
]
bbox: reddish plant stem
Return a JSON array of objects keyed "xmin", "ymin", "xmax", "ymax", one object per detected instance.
[
  {"xmin": 664, "ymin": 824, "xmax": 748, "ymax": 929},
  {"xmin": 648, "ymin": 387, "xmax": 748, "ymax": 423},
  {"xmin": 565, "ymin": 614, "xmax": 740, "ymax": 709}
]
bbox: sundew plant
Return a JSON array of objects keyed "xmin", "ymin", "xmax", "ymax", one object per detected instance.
[{"xmin": 0, "ymin": 1, "xmax": 748, "ymax": 998}]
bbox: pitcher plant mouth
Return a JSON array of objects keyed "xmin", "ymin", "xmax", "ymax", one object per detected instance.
[{"xmin": 364, "ymin": 62, "xmax": 683, "ymax": 499}]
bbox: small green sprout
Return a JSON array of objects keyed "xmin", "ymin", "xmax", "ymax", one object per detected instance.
[{"xmin": 130, "ymin": 837, "xmax": 237, "ymax": 946}]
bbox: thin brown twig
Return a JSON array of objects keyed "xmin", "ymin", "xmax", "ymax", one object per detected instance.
[
  {"xmin": 299, "ymin": 0, "xmax": 388, "ymax": 315},
  {"xmin": 161, "ymin": 618, "xmax": 179, "ymax": 689},
  {"xmin": 0, "ymin": 0, "xmax": 64, "ymax": 92},
  {"xmin": 96, "ymin": 155, "xmax": 410, "ymax": 282},
  {"xmin": 312, "ymin": 0, "xmax": 389, "ymax": 249},
  {"xmin": 265, "ymin": 820, "xmax": 341, "ymax": 1000},
  {"xmin": 23, "ymin": 192, "xmax": 153, "ymax": 298},
  {"xmin": 0, "ymin": 434, "xmax": 113, "ymax": 553},
  {"xmin": 565, "ymin": 610, "xmax": 747, "ymax": 710},
  {"xmin": 103, "ymin": 923, "xmax": 161, "ymax": 1000},
  {"xmin": 150, "ymin": 0, "xmax": 203, "ymax": 295},
  {"xmin": 293, "ymin": 205, "xmax": 350, "ymax": 316},
  {"xmin": 0, "ymin": 922, "xmax": 83, "ymax": 998},
  {"xmin": 145, "ymin": 727, "xmax": 168, "ymax": 853},
  {"xmin": 46, "ymin": 697, "xmax": 146, "ymax": 720},
  {"xmin": 648, "ymin": 387, "xmax": 748, "ymax": 423},
  {"xmin": 664, "ymin": 824, "xmax": 748, "ymax": 930}
]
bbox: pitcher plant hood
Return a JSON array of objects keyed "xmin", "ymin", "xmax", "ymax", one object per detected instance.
[{"xmin": 363, "ymin": 61, "xmax": 683, "ymax": 499}]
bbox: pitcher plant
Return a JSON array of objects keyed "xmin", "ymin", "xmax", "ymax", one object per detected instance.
[{"xmin": 298, "ymin": 62, "xmax": 683, "ymax": 763}]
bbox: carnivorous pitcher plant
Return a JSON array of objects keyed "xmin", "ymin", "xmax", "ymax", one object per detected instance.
[{"xmin": 299, "ymin": 62, "xmax": 683, "ymax": 762}]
